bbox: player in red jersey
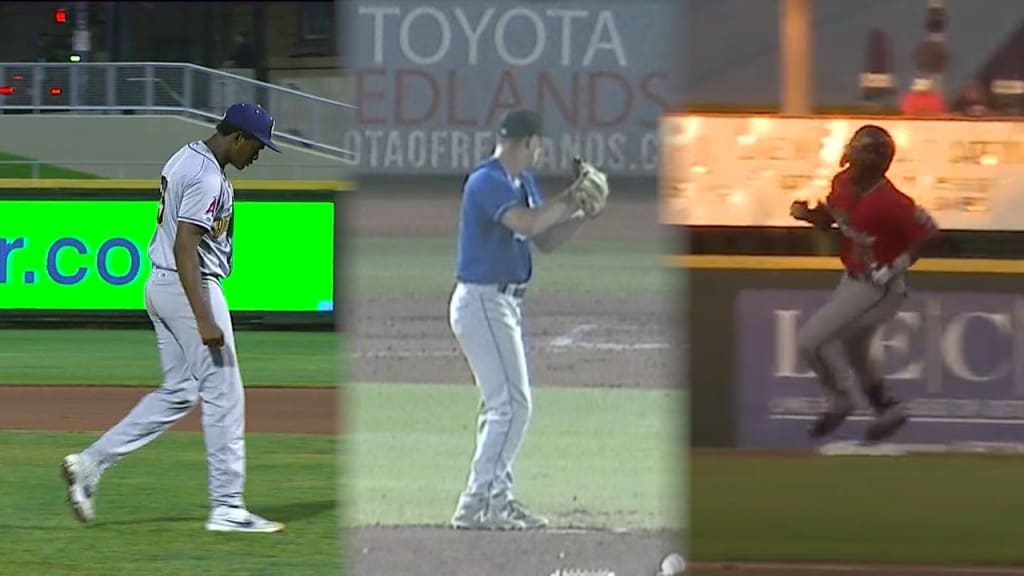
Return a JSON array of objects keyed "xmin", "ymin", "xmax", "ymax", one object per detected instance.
[{"xmin": 789, "ymin": 124, "xmax": 939, "ymax": 444}]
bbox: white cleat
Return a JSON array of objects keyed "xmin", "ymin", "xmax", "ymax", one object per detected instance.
[
  {"xmin": 61, "ymin": 453, "xmax": 98, "ymax": 524},
  {"xmin": 206, "ymin": 506, "xmax": 285, "ymax": 533}
]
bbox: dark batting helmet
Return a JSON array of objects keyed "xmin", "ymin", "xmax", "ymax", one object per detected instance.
[{"xmin": 840, "ymin": 124, "xmax": 895, "ymax": 175}]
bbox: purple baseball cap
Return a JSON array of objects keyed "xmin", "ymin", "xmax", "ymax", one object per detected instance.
[{"xmin": 222, "ymin": 103, "xmax": 281, "ymax": 153}]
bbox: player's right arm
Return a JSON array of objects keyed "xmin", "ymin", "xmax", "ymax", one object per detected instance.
[
  {"xmin": 500, "ymin": 197, "xmax": 577, "ymax": 239},
  {"xmin": 173, "ymin": 173, "xmax": 225, "ymax": 348},
  {"xmin": 469, "ymin": 171, "xmax": 576, "ymax": 238}
]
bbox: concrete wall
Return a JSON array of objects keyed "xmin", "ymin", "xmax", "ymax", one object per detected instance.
[{"xmin": 0, "ymin": 114, "xmax": 350, "ymax": 181}]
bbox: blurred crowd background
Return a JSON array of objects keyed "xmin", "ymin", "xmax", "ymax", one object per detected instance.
[{"xmin": 686, "ymin": 0, "xmax": 1024, "ymax": 118}]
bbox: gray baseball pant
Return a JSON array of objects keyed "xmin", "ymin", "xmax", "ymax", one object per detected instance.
[
  {"xmin": 82, "ymin": 268, "xmax": 247, "ymax": 509},
  {"xmin": 449, "ymin": 282, "xmax": 532, "ymax": 506},
  {"xmin": 797, "ymin": 272, "xmax": 907, "ymax": 401}
]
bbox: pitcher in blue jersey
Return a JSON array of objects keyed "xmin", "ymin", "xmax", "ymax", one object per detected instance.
[{"xmin": 449, "ymin": 109, "xmax": 610, "ymax": 530}]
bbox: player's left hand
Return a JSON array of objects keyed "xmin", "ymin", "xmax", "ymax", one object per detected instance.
[
  {"xmin": 790, "ymin": 200, "xmax": 810, "ymax": 221},
  {"xmin": 567, "ymin": 156, "xmax": 610, "ymax": 218}
]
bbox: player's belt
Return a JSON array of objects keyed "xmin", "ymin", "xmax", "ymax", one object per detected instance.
[
  {"xmin": 497, "ymin": 283, "xmax": 528, "ymax": 298},
  {"xmin": 152, "ymin": 264, "xmax": 222, "ymax": 282}
]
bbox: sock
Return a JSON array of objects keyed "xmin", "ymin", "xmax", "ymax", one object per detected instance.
[{"xmin": 864, "ymin": 382, "xmax": 897, "ymax": 413}]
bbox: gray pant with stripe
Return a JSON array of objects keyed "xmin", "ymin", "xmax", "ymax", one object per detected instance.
[
  {"xmin": 82, "ymin": 268, "xmax": 247, "ymax": 510},
  {"xmin": 797, "ymin": 272, "xmax": 907, "ymax": 403},
  {"xmin": 449, "ymin": 282, "xmax": 532, "ymax": 506}
]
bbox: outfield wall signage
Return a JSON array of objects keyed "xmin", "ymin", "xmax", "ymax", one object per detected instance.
[
  {"xmin": 660, "ymin": 115, "xmax": 1024, "ymax": 230},
  {"xmin": 736, "ymin": 289, "xmax": 1024, "ymax": 448},
  {"xmin": 0, "ymin": 200, "xmax": 334, "ymax": 312},
  {"xmin": 344, "ymin": 0, "xmax": 678, "ymax": 176}
]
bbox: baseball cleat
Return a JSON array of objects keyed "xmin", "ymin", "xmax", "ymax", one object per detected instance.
[
  {"xmin": 864, "ymin": 403, "xmax": 909, "ymax": 444},
  {"xmin": 451, "ymin": 504, "xmax": 525, "ymax": 531},
  {"xmin": 450, "ymin": 495, "xmax": 486, "ymax": 529},
  {"xmin": 61, "ymin": 453, "xmax": 98, "ymax": 524},
  {"xmin": 206, "ymin": 506, "xmax": 284, "ymax": 533},
  {"xmin": 503, "ymin": 499, "xmax": 548, "ymax": 530},
  {"xmin": 809, "ymin": 392, "xmax": 853, "ymax": 439}
]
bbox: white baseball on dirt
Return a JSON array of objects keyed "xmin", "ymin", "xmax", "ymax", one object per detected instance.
[{"xmin": 660, "ymin": 552, "xmax": 686, "ymax": 575}]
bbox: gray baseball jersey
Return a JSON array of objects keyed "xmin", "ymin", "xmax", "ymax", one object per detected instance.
[{"xmin": 148, "ymin": 141, "xmax": 235, "ymax": 279}]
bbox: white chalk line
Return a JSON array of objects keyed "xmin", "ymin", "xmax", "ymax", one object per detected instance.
[
  {"xmin": 548, "ymin": 323, "xmax": 670, "ymax": 352},
  {"xmin": 550, "ymin": 324, "xmax": 599, "ymax": 347}
]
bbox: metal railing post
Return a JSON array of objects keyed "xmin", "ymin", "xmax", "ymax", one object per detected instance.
[
  {"xmin": 32, "ymin": 161, "xmax": 39, "ymax": 179},
  {"xmin": 183, "ymin": 66, "xmax": 193, "ymax": 110},
  {"xmin": 144, "ymin": 64, "xmax": 154, "ymax": 108},
  {"xmin": 31, "ymin": 63, "xmax": 41, "ymax": 114},
  {"xmin": 70, "ymin": 64, "xmax": 80, "ymax": 107},
  {"xmin": 106, "ymin": 64, "xmax": 116, "ymax": 114},
  {"xmin": 312, "ymin": 103, "xmax": 321, "ymax": 146}
]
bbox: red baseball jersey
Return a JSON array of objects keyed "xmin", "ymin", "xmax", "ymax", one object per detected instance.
[{"xmin": 825, "ymin": 170, "xmax": 938, "ymax": 275}]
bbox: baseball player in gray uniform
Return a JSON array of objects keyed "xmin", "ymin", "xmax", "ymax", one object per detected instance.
[{"xmin": 61, "ymin": 103, "xmax": 285, "ymax": 533}]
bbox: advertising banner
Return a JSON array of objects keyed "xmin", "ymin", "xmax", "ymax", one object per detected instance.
[
  {"xmin": 0, "ymin": 200, "xmax": 334, "ymax": 312},
  {"xmin": 659, "ymin": 115, "xmax": 1024, "ymax": 230},
  {"xmin": 736, "ymin": 289, "xmax": 1024, "ymax": 448},
  {"xmin": 344, "ymin": 0, "xmax": 676, "ymax": 176}
]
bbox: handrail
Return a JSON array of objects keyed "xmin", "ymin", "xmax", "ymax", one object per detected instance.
[
  {"xmin": 0, "ymin": 61, "xmax": 358, "ymax": 159},
  {"xmin": 0, "ymin": 106, "xmax": 354, "ymax": 158},
  {"xmin": 0, "ymin": 178, "xmax": 357, "ymax": 191},
  {"xmin": 2, "ymin": 61, "xmax": 358, "ymax": 110},
  {"xmin": 0, "ymin": 158, "xmax": 348, "ymax": 180}
]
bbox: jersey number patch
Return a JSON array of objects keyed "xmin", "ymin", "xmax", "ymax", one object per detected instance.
[{"xmin": 156, "ymin": 175, "xmax": 168, "ymax": 224}]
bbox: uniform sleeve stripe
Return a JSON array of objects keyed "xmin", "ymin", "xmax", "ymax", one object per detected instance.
[{"xmin": 179, "ymin": 216, "xmax": 213, "ymax": 231}]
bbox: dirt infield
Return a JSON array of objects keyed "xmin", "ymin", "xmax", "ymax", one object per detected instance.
[
  {"xmin": 348, "ymin": 290, "xmax": 674, "ymax": 389},
  {"xmin": 351, "ymin": 527, "xmax": 677, "ymax": 576},
  {"xmin": 0, "ymin": 386, "xmax": 336, "ymax": 435},
  {"xmin": 346, "ymin": 182, "xmax": 683, "ymax": 576}
]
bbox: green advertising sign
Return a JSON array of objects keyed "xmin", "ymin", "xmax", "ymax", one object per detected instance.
[{"xmin": 0, "ymin": 200, "xmax": 334, "ymax": 311}]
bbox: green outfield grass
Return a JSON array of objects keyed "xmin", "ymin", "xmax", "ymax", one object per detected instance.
[
  {"xmin": 348, "ymin": 237, "xmax": 670, "ymax": 295},
  {"xmin": 691, "ymin": 453, "xmax": 1024, "ymax": 566},
  {"xmin": 344, "ymin": 382, "xmax": 685, "ymax": 530},
  {"xmin": 1, "ymin": 430, "xmax": 337, "ymax": 576},
  {"xmin": 0, "ymin": 330, "xmax": 338, "ymax": 386},
  {"xmin": 0, "ymin": 151, "xmax": 100, "ymax": 179}
]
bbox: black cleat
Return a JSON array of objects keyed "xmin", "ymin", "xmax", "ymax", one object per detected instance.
[
  {"xmin": 864, "ymin": 403, "xmax": 908, "ymax": 444},
  {"xmin": 809, "ymin": 394, "xmax": 853, "ymax": 439}
]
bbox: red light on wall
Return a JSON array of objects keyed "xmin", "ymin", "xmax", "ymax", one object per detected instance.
[
  {"xmin": 12, "ymin": 74, "xmax": 24, "ymax": 81},
  {"xmin": 55, "ymin": 8, "xmax": 68, "ymax": 23},
  {"xmin": 0, "ymin": 87, "xmax": 13, "ymax": 95},
  {"xmin": 50, "ymin": 87, "xmax": 62, "ymax": 96}
]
